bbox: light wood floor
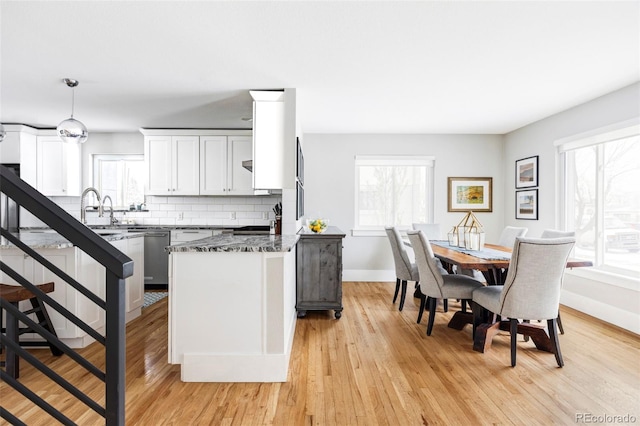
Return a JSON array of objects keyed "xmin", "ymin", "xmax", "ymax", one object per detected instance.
[{"xmin": 2, "ymin": 282, "xmax": 639, "ymax": 425}]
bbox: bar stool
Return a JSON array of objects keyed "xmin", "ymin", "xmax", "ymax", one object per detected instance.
[{"xmin": 1, "ymin": 282, "xmax": 63, "ymax": 378}]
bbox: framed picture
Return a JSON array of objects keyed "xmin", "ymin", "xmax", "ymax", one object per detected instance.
[
  {"xmin": 515, "ymin": 155, "xmax": 538, "ymax": 188},
  {"xmin": 516, "ymin": 189, "xmax": 538, "ymax": 220},
  {"xmin": 447, "ymin": 177, "xmax": 493, "ymax": 212},
  {"xmin": 296, "ymin": 137, "xmax": 304, "ymax": 186}
]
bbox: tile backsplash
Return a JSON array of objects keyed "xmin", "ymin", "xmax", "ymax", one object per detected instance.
[{"xmin": 28, "ymin": 195, "xmax": 283, "ymax": 227}]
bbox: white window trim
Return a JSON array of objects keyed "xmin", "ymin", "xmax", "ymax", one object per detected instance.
[
  {"xmin": 555, "ymin": 118, "xmax": 640, "ymax": 287},
  {"xmin": 352, "ymin": 155, "xmax": 435, "ymax": 237}
]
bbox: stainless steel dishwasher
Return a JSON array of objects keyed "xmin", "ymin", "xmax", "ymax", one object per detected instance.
[{"xmin": 143, "ymin": 230, "xmax": 170, "ymax": 289}]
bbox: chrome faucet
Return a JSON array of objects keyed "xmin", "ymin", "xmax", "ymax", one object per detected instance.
[
  {"xmin": 101, "ymin": 195, "xmax": 118, "ymax": 225},
  {"xmin": 80, "ymin": 187, "xmax": 103, "ymax": 224}
]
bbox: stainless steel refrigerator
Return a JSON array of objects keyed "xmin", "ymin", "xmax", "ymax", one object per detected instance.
[{"xmin": 1, "ymin": 164, "xmax": 20, "ymax": 233}]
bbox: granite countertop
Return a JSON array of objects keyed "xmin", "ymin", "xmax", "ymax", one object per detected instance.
[
  {"xmin": 0, "ymin": 230, "xmax": 145, "ymax": 250},
  {"xmin": 166, "ymin": 233, "xmax": 299, "ymax": 253}
]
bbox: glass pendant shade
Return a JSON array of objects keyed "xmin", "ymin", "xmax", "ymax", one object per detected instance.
[
  {"xmin": 58, "ymin": 78, "xmax": 88, "ymax": 144},
  {"xmin": 57, "ymin": 117, "xmax": 88, "ymax": 144}
]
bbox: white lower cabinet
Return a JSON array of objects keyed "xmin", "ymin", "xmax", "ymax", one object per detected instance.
[
  {"xmin": 110, "ymin": 237, "xmax": 145, "ymax": 322},
  {"xmin": 0, "ymin": 236, "xmax": 145, "ymax": 348}
]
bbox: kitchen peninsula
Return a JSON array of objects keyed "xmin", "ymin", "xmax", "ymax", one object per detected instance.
[{"xmin": 166, "ymin": 232, "xmax": 299, "ymax": 382}]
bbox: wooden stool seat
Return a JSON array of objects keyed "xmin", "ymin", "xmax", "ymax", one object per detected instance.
[
  {"xmin": 0, "ymin": 282, "xmax": 55, "ymax": 302},
  {"xmin": 1, "ymin": 282, "xmax": 62, "ymax": 379}
]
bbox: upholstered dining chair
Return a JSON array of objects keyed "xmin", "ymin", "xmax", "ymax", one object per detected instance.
[
  {"xmin": 458, "ymin": 226, "xmax": 528, "ymax": 282},
  {"xmin": 541, "ymin": 229, "xmax": 575, "ymax": 239},
  {"xmin": 407, "ymin": 230, "xmax": 484, "ymax": 335},
  {"xmin": 539, "ymin": 229, "xmax": 575, "ymax": 335},
  {"xmin": 471, "ymin": 236, "xmax": 576, "ymax": 367},
  {"xmin": 411, "ymin": 223, "xmax": 442, "ymax": 240},
  {"xmin": 385, "ymin": 227, "xmax": 420, "ymax": 312}
]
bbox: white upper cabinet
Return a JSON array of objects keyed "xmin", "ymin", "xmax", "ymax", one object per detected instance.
[
  {"xmin": 142, "ymin": 129, "xmax": 258, "ymax": 196},
  {"xmin": 250, "ymin": 89, "xmax": 296, "ymax": 190},
  {"xmin": 200, "ymin": 135, "xmax": 254, "ymax": 195},
  {"xmin": 36, "ymin": 135, "xmax": 82, "ymax": 196},
  {"xmin": 145, "ymin": 135, "xmax": 200, "ymax": 195},
  {"xmin": 199, "ymin": 136, "xmax": 228, "ymax": 195},
  {"xmin": 227, "ymin": 136, "xmax": 254, "ymax": 195}
]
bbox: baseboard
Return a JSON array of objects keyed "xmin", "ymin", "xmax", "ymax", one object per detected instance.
[
  {"xmin": 561, "ymin": 289, "xmax": 639, "ymax": 335},
  {"xmin": 343, "ymin": 269, "xmax": 395, "ymax": 282},
  {"xmin": 181, "ymin": 353, "xmax": 290, "ymax": 382}
]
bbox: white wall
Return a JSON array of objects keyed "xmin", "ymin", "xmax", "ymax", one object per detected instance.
[
  {"xmin": 302, "ymin": 133, "xmax": 504, "ymax": 281},
  {"xmin": 503, "ymin": 82, "xmax": 640, "ymax": 333}
]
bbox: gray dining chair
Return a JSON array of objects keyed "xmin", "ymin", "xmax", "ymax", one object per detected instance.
[
  {"xmin": 411, "ymin": 223, "xmax": 442, "ymax": 240},
  {"xmin": 385, "ymin": 227, "xmax": 420, "ymax": 312},
  {"xmin": 539, "ymin": 229, "xmax": 575, "ymax": 335},
  {"xmin": 457, "ymin": 226, "xmax": 528, "ymax": 283},
  {"xmin": 407, "ymin": 230, "xmax": 484, "ymax": 335},
  {"xmin": 541, "ymin": 229, "xmax": 575, "ymax": 238},
  {"xmin": 471, "ymin": 236, "xmax": 576, "ymax": 367}
]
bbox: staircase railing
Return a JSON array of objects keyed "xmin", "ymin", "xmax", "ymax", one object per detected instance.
[{"xmin": 0, "ymin": 164, "xmax": 132, "ymax": 425}]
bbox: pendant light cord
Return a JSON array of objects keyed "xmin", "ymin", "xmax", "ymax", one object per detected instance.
[{"xmin": 70, "ymin": 86, "xmax": 75, "ymax": 119}]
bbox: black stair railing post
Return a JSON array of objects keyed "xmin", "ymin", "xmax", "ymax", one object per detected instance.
[{"xmin": 104, "ymin": 270, "xmax": 127, "ymax": 426}]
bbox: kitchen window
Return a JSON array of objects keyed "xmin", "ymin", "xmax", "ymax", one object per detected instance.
[
  {"xmin": 353, "ymin": 155, "xmax": 434, "ymax": 236},
  {"xmin": 557, "ymin": 120, "xmax": 640, "ymax": 279},
  {"xmin": 93, "ymin": 154, "xmax": 145, "ymax": 209}
]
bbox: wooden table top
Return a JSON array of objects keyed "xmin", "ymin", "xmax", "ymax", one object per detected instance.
[{"xmin": 429, "ymin": 242, "xmax": 593, "ymax": 271}]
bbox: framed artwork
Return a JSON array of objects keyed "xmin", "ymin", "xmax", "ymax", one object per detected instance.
[
  {"xmin": 516, "ymin": 189, "xmax": 538, "ymax": 220},
  {"xmin": 515, "ymin": 155, "xmax": 538, "ymax": 188},
  {"xmin": 447, "ymin": 177, "xmax": 493, "ymax": 212}
]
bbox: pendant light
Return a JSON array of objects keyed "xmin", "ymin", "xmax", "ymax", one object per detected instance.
[{"xmin": 57, "ymin": 78, "xmax": 88, "ymax": 144}]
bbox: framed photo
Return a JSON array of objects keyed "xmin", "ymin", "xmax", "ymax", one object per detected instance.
[
  {"xmin": 516, "ymin": 189, "xmax": 538, "ymax": 220},
  {"xmin": 515, "ymin": 155, "xmax": 538, "ymax": 188},
  {"xmin": 447, "ymin": 177, "xmax": 493, "ymax": 212}
]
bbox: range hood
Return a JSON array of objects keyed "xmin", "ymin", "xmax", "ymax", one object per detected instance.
[{"xmin": 242, "ymin": 160, "xmax": 253, "ymax": 172}]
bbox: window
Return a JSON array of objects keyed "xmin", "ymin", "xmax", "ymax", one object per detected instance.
[
  {"xmin": 558, "ymin": 121, "xmax": 640, "ymax": 278},
  {"xmin": 354, "ymin": 155, "xmax": 434, "ymax": 235},
  {"xmin": 93, "ymin": 155, "xmax": 145, "ymax": 209}
]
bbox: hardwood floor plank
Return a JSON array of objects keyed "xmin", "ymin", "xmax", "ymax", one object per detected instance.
[{"xmin": 2, "ymin": 282, "xmax": 639, "ymax": 425}]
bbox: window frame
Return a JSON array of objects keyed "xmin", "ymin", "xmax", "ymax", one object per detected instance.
[
  {"xmin": 93, "ymin": 154, "xmax": 145, "ymax": 210},
  {"xmin": 352, "ymin": 155, "xmax": 435, "ymax": 237},
  {"xmin": 555, "ymin": 118, "xmax": 640, "ymax": 283}
]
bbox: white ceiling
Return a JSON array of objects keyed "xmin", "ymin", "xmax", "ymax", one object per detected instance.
[{"xmin": 1, "ymin": 1, "xmax": 638, "ymax": 135}]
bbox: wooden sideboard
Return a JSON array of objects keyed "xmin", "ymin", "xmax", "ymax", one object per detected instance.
[{"xmin": 296, "ymin": 226, "xmax": 345, "ymax": 319}]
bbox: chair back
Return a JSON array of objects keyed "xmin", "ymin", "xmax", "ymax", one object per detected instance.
[
  {"xmin": 498, "ymin": 226, "xmax": 528, "ymax": 247},
  {"xmin": 385, "ymin": 227, "xmax": 415, "ymax": 281},
  {"xmin": 406, "ymin": 230, "xmax": 444, "ymax": 298},
  {"xmin": 541, "ymin": 229, "xmax": 575, "ymax": 238},
  {"xmin": 499, "ymin": 236, "xmax": 575, "ymax": 320},
  {"xmin": 411, "ymin": 223, "xmax": 441, "ymax": 240}
]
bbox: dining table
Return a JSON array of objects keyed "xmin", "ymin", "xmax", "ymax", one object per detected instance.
[{"xmin": 404, "ymin": 239, "xmax": 593, "ymax": 354}]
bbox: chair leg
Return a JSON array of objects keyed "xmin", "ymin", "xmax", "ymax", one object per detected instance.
[
  {"xmin": 399, "ymin": 280, "xmax": 408, "ymax": 311},
  {"xmin": 417, "ymin": 293, "xmax": 426, "ymax": 324},
  {"xmin": 548, "ymin": 318, "xmax": 564, "ymax": 367},
  {"xmin": 557, "ymin": 312, "xmax": 565, "ymax": 335},
  {"xmin": 510, "ymin": 318, "xmax": 518, "ymax": 367},
  {"xmin": 392, "ymin": 278, "xmax": 401, "ymax": 303},
  {"xmin": 29, "ymin": 296, "xmax": 63, "ymax": 356},
  {"xmin": 426, "ymin": 297, "xmax": 437, "ymax": 336},
  {"xmin": 443, "ymin": 299, "xmax": 448, "ymax": 312}
]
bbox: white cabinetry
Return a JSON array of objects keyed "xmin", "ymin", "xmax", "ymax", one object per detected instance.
[
  {"xmin": 145, "ymin": 135, "xmax": 200, "ymax": 195},
  {"xmin": 36, "ymin": 135, "xmax": 82, "ymax": 196},
  {"xmin": 250, "ymin": 89, "xmax": 296, "ymax": 190},
  {"xmin": 200, "ymin": 136, "xmax": 254, "ymax": 195},
  {"xmin": 141, "ymin": 129, "xmax": 257, "ymax": 196},
  {"xmin": 110, "ymin": 237, "xmax": 145, "ymax": 321},
  {"xmin": 0, "ymin": 248, "xmax": 104, "ymax": 347}
]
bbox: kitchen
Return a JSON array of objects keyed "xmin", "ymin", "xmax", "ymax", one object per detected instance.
[{"xmin": 1, "ymin": 1, "xmax": 638, "ymax": 423}]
